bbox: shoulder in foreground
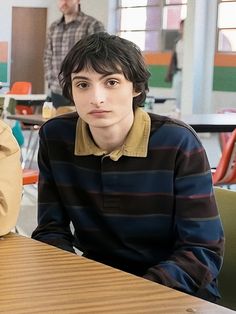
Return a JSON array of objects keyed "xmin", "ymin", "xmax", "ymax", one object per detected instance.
[
  {"xmin": 0, "ymin": 120, "xmax": 20, "ymax": 156},
  {"xmin": 0, "ymin": 119, "xmax": 10, "ymax": 133}
]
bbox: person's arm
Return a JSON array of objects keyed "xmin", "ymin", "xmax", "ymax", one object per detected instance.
[
  {"xmin": 165, "ymin": 50, "xmax": 177, "ymax": 83},
  {"xmin": 43, "ymin": 26, "xmax": 54, "ymax": 87},
  {"xmin": 0, "ymin": 121, "xmax": 22, "ymax": 236},
  {"xmin": 31, "ymin": 125, "xmax": 75, "ymax": 253},
  {"xmin": 143, "ymin": 130, "xmax": 224, "ymax": 297}
]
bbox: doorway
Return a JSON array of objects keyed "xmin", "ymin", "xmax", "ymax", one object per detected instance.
[{"xmin": 11, "ymin": 7, "xmax": 47, "ymax": 93}]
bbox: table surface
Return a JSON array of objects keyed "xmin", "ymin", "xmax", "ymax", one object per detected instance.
[
  {"xmin": 0, "ymin": 233, "xmax": 234, "ymax": 314},
  {"xmin": 7, "ymin": 112, "xmax": 236, "ymax": 133},
  {"xmin": 1, "ymin": 93, "xmax": 47, "ymax": 100},
  {"xmin": 1, "ymin": 94, "xmax": 47, "ymax": 116},
  {"xmin": 181, "ymin": 113, "xmax": 236, "ymax": 133},
  {"xmin": 7, "ymin": 113, "xmax": 47, "ymax": 125}
]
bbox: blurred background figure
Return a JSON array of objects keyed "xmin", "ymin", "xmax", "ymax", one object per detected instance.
[
  {"xmin": 165, "ymin": 19, "xmax": 184, "ymax": 112},
  {"xmin": 44, "ymin": 0, "xmax": 105, "ymax": 108}
]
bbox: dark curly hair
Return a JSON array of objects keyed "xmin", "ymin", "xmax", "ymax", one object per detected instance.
[{"xmin": 59, "ymin": 32, "xmax": 150, "ymax": 108}]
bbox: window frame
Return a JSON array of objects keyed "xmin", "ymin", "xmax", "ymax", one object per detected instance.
[
  {"xmin": 116, "ymin": 0, "xmax": 187, "ymax": 52},
  {"xmin": 217, "ymin": 0, "xmax": 236, "ymax": 52}
]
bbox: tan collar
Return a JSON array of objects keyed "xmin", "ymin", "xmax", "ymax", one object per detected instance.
[{"xmin": 74, "ymin": 107, "xmax": 151, "ymax": 161}]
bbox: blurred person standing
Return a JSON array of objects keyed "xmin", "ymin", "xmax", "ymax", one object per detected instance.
[
  {"xmin": 44, "ymin": 0, "xmax": 105, "ymax": 108},
  {"xmin": 165, "ymin": 19, "xmax": 184, "ymax": 111}
]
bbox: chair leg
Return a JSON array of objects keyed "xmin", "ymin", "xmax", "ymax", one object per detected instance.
[
  {"xmin": 26, "ymin": 128, "xmax": 34, "ymax": 153},
  {"xmin": 28, "ymin": 136, "xmax": 39, "ymax": 168}
]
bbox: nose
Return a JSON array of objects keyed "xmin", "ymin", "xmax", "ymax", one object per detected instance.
[{"xmin": 90, "ymin": 86, "xmax": 105, "ymax": 106}]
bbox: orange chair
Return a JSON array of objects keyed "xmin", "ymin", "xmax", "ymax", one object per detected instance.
[
  {"xmin": 217, "ymin": 108, "xmax": 236, "ymax": 151},
  {"xmin": 23, "ymin": 168, "xmax": 39, "ymax": 185},
  {"xmin": 212, "ymin": 128, "xmax": 236, "ymax": 185},
  {"xmin": 14, "ymin": 168, "xmax": 39, "ymax": 234},
  {"xmin": 7, "ymin": 81, "xmax": 33, "ymax": 119},
  {"xmin": 8, "ymin": 81, "xmax": 32, "ymax": 95},
  {"xmin": 7, "ymin": 82, "xmax": 39, "ymax": 166}
]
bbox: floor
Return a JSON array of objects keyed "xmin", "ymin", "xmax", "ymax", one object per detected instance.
[{"xmin": 16, "ymin": 130, "xmax": 225, "ymax": 237}]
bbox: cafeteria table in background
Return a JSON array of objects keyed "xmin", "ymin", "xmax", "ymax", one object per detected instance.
[
  {"xmin": 181, "ymin": 113, "xmax": 236, "ymax": 133},
  {"xmin": 145, "ymin": 107, "xmax": 236, "ymax": 133},
  {"xmin": 1, "ymin": 93, "xmax": 47, "ymax": 114},
  {"xmin": 0, "ymin": 233, "xmax": 234, "ymax": 314},
  {"xmin": 7, "ymin": 112, "xmax": 236, "ymax": 134}
]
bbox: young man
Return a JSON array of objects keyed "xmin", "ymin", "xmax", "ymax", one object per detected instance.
[
  {"xmin": 44, "ymin": 0, "xmax": 105, "ymax": 108},
  {"xmin": 0, "ymin": 120, "xmax": 22, "ymax": 236},
  {"xmin": 32, "ymin": 32, "xmax": 224, "ymax": 302}
]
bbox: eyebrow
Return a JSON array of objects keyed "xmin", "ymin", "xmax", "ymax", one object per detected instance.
[
  {"xmin": 71, "ymin": 73, "xmax": 122, "ymax": 82},
  {"xmin": 72, "ymin": 76, "xmax": 89, "ymax": 81}
]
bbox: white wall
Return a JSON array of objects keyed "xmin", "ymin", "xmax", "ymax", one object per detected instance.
[
  {"xmin": 0, "ymin": 0, "xmax": 59, "ymax": 41},
  {"xmin": 81, "ymin": 0, "xmax": 107, "ymax": 31}
]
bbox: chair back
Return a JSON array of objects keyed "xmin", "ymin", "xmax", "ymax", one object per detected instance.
[
  {"xmin": 23, "ymin": 168, "xmax": 39, "ymax": 185},
  {"xmin": 217, "ymin": 108, "xmax": 236, "ymax": 151},
  {"xmin": 8, "ymin": 81, "xmax": 33, "ymax": 116},
  {"xmin": 15, "ymin": 105, "xmax": 34, "ymax": 115},
  {"xmin": 212, "ymin": 129, "xmax": 236, "ymax": 185},
  {"xmin": 7, "ymin": 81, "xmax": 32, "ymax": 95},
  {"xmin": 214, "ymin": 187, "xmax": 236, "ymax": 310}
]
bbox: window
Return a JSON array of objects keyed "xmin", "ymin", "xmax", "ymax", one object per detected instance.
[
  {"xmin": 116, "ymin": 0, "xmax": 187, "ymax": 51},
  {"xmin": 217, "ymin": 0, "xmax": 236, "ymax": 52}
]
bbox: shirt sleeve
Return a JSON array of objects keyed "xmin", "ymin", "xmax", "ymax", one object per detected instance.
[
  {"xmin": 143, "ymin": 130, "xmax": 224, "ymax": 298},
  {"xmin": 43, "ymin": 27, "xmax": 53, "ymax": 85},
  {"xmin": 87, "ymin": 19, "xmax": 105, "ymax": 34},
  {"xmin": 0, "ymin": 121, "xmax": 22, "ymax": 236},
  {"xmin": 31, "ymin": 126, "xmax": 75, "ymax": 253}
]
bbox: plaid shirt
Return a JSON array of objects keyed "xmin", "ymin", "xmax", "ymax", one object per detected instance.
[{"xmin": 44, "ymin": 12, "xmax": 105, "ymax": 95}]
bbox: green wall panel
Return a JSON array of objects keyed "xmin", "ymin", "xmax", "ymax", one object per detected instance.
[
  {"xmin": 148, "ymin": 65, "xmax": 171, "ymax": 88},
  {"xmin": 148, "ymin": 64, "xmax": 236, "ymax": 92},
  {"xmin": 213, "ymin": 67, "xmax": 236, "ymax": 92},
  {"xmin": 0, "ymin": 63, "xmax": 8, "ymax": 82}
]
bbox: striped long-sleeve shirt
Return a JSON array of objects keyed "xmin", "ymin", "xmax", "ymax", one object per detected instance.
[{"xmin": 32, "ymin": 109, "xmax": 224, "ymax": 300}]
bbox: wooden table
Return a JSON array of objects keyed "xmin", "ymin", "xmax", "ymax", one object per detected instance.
[
  {"xmin": 7, "ymin": 113, "xmax": 48, "ymax": 126},
  {"xmin": 0, "ymin": 233, "xmax": 234, "ymax": 314},
  {"xmin": 1, "ymin": 94, "xmax": 47, "ymax": 110}
]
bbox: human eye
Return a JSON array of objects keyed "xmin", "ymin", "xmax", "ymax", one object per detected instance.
[
  {"xmin": 76, "ymin": 81, "xmax": 89, "ymax": 89},
  {"xmin": 106, "ymin": 79, "xmax": 119, "ymax": 88}
]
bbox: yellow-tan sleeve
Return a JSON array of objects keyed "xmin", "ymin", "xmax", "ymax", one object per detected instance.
[{"xmin": 0, "ymin": 120, "xmax": 22, "ymax": 236}]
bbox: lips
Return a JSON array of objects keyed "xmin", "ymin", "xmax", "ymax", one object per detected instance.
[{"xmin": 89, "ymin": 110, "xmax": 110, "ymax": 114}]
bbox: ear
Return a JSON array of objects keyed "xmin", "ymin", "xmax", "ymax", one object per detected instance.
[{"xmin": 133, "ymin": 90, "xmax": 141, "ymax": 98}]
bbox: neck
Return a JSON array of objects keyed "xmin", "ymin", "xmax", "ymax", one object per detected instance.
[
  {"xmin": 89, "ymin": 113, "xmax": 134, "ymax": 153},
  {"xmin": 64, "ymin": 12, "xmax": 78, "ymax": 24}
]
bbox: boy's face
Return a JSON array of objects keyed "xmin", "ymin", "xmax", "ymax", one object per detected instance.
[{"xmin": 71, "ymin": 68, "xmax": 140, "ymax": 130}]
